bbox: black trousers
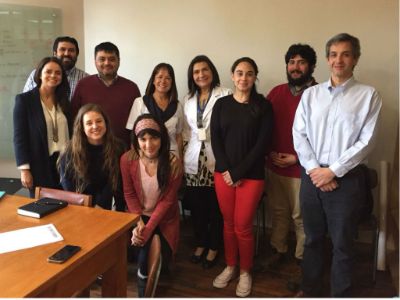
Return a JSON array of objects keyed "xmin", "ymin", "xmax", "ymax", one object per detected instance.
[
  {"xmin": 300, "ymin": 167, "xmax": 362, "ymax": 297},
  {"xmin": 29, "ymin": 151, "xmax": 61, "ymax": 198},
  {"xmin": 185, "ymin": 186, "xmax": 222, "ymax": 251}
]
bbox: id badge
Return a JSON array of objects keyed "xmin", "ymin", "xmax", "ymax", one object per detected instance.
[{"xmin": 198, "ymin": 128, "xmax": 206, "ymax": 141}]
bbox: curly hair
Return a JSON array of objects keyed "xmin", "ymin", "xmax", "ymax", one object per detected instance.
[{"xmin": 285, "ymin": 44, "xmax": 317, "ymax": 67}]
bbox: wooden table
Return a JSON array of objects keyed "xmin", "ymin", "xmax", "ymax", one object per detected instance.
[{"xmin": 0, "ymin": 194, "xmax": 138, "ymax": 297}]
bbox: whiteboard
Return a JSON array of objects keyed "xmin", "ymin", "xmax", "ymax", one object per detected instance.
[{"xmin": 0, "ymin": 3, "xmax": 61, "ymax": 159}]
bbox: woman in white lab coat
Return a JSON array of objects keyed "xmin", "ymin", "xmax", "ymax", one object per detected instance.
[{"xmin": 182, "ymin": 55, "xmax": 231, "ymax": 269}]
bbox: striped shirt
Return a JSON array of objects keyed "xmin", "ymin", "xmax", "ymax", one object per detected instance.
[{"xmin": 23, "ymin": 66, "xmax": 89, "ymax": 101}]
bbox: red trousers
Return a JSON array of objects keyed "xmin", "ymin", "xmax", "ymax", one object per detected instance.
[{"xmin": 214, "ymin": 172, "xmax": 264, "ymax": 270}]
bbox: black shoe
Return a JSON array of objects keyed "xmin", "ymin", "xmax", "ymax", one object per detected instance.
[
  {"xmin": 96, "ymin": 275, "xmax": 103, "ymax": 285},
  {"xmin": 202, "ymin": 253, "xmax": 218, "ymax": 269},
  {"xmin": 190, "ymin": 251, "xmax": 205, "ymax": 264},
  {"xmin": 137, "ymin": 277, "xmax": 147, "ymax": 297}
]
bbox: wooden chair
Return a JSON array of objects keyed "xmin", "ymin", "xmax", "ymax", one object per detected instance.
[
  {"xmin": 144, "ymin": 234, "xmax": 162, "ymax": 297},
  {"xmin": 35, "ymin": 186, "xmax": 92, "ymax": 207},
  {"xmin": 356, "ymin": 167, "xmax": 379, "ymax": 283}
]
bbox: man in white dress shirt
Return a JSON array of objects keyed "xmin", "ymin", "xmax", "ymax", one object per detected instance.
[
  {"xmin": 292, "ymin": 33, "xmax": 382, "ymax": 297},
  {"xmin": 23, "ymin": 36, "xmax": 88, "ymax": 100}
]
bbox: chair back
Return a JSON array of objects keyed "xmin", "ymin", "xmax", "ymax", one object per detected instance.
[
  {"xmin": 144, "ymin": 234, "xmax": 162, "ymax": 297},
  {"xmin": 35, "ymin": 186, "xmax": 92, "ymax": 207},
  {"xmin": 358, "ymin": 165, "xmax": 378, "ymax": 223}
]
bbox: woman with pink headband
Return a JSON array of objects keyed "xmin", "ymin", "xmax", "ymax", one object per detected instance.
[{"xmin": 120, "ymin": 113, "xmax": 182, "ymax": 297}]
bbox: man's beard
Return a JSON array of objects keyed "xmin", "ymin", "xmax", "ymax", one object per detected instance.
[
  {"xmin": 59, "ymin": 56, "xmax": 77, "ymax": 71},
  {"xmin": 286, "ymin": 69, "xmax": 313, "ymax": 86}
]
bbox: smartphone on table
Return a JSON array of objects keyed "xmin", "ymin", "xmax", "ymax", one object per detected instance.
[{"xmin": 47, "ymin": 245, "xmax": 81, "ymax": 264}]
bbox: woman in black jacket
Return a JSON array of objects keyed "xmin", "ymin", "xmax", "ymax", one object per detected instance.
[{"xmin": 13, "ymin": 57, "xmax": 71, "ymax": 197}]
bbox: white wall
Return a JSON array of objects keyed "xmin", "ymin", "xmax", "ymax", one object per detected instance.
[
  {"xmin": 83, "ymin": 0, "xmax": 399, "ymax": 178},
  {"xmin": 1, "ymin": 0, "xmax": 398, "ymax": 184}
]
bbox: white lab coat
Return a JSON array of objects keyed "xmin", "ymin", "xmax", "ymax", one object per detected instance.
[{"xmin": 183, "ymin": 86, "xmax": 231, "ymax": 174}]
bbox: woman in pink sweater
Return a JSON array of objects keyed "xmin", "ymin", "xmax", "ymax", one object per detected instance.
[{"xmin": 120, "ymin": 113, "xmax": 182, "ymax": 297}]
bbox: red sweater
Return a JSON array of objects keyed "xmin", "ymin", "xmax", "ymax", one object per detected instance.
[
  {"xmin": 120, "ymin": 152, "xmax": 181, "ymax": 254},
  {"xmin": 72, "ymin": 75, "xmax": 140, "ymax": 146},
  {"xmin": 266, "ymin": 84, "xmax": 302, "ymax": 178}
]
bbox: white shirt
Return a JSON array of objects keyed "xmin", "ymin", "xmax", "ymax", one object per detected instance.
[
  {"xmin": 183, "ymin": 86, "xmax": 231, "ymax": 174},
  {"xmin": 292, "ymin": 77, "xmax": 382, "ymax": 177},
  {"xmin": 126, "ymin": 97, "xmax": 184, "ymax": 158},
  {"xmin": 40, "ymin": 101, "xmax": 69, "ymax": 156}
]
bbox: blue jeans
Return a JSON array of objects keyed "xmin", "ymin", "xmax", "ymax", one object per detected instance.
[
  {"xmin": 300, "ymin": 167, "xmax": 361, "ymax": 297},
  {"xmin": 136, "ymin": 215, "xmax": 171, "ymax": 278}
]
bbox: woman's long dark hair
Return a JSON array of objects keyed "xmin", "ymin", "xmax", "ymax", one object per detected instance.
[
  {"xmin": 145, "ymin": 63, "xmax": 178, "ymax": 103},
  {"xmin": 131, "ymin": 114, "xmax": 171, "ymax": 194},
  {"xmin": 59, "ymin": 103, "xmax": 125, "ymax": 192},
  {"xmin": 187, "ymin": 55, "xmax": 220, "ymax": 97},
  {"xmin": 231, "ymin": 56, "xmax": 265, "ymax": 117},
  {"xmin": 34, "ymin": 56, "xmax": 71, "ymax": 118}
]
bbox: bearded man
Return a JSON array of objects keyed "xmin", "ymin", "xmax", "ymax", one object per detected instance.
[
  {"xmin": 264, "ymin": 44, "xmax": 317, "ymax": 289},
  {"xmin": 23, "ymin": 36, "xmax": 88, "ymax": 101}
]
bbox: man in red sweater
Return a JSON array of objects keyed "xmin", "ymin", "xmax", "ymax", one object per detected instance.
[
  {"xmin": 71, "ymin": 42, "xmax": 140, "ymax": 147},
  {"xmin": 265, "ymin": 44, "xmax": 317, "ymax": 288}
]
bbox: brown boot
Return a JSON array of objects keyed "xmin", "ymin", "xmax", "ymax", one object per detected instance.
[
  {"xmin": 267, "ymin": 250, "xmax": 287, "ymax": 269},
  {"xmin": 287, "ymin": 259, "xmax": 302, "ymax": 291}
]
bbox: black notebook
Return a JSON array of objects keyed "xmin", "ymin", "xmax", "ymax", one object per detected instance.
[{"xmin": 17, "ymin": 197, "xmax": 68, "ymax": 218}]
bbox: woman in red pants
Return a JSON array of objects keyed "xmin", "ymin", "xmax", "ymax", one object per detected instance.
[{"xmin": 210, "ymin": 57, "xmax": 273, "ymax": 297}]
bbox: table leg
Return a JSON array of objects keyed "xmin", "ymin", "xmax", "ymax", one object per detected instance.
[{"xmin": 102, "ymin": 233, "xmax": 128, "ymax": 297}]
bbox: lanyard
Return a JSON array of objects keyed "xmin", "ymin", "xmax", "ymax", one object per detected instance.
[{"xmin": 197, "ymin": 92, "xmax": 211, "ymax": 128}]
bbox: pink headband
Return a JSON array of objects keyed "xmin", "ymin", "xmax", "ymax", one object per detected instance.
[{"xmin": 134, "ymin": 118, "xmax": 160, "ymax": 135}]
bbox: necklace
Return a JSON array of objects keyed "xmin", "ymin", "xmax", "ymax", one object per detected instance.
[
  {"xmin": 140, "ymin": 155, "xmax": 157, "ymax": 164},
  {"xmin": 41, "ymin": 97, "xmax": 58, "ymax": 143}
]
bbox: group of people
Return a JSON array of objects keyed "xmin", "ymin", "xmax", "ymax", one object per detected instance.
[{"xmin": 13, "ymin": 32, "xmax": 381, "ymax": 297}]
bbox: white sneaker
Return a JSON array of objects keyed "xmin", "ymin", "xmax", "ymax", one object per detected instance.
[
  {"xmin": 213, "ymin": 266, "xmax": 236, "ymax": 288},
  {"xmin": 236, "ymin": 272, "xmax": 252, "ymax": 297}
]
